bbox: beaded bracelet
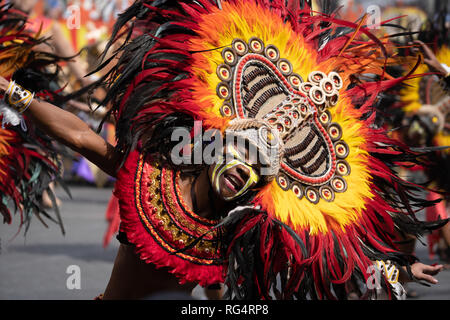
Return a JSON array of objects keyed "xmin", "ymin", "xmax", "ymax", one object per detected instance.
[
  {"xmin": 4, "ymin": 80, "xmax": 34, "ymax": 113},
  {"xmin": 1, "ymin": 81, "xmax": 34, "ymax": 129}
]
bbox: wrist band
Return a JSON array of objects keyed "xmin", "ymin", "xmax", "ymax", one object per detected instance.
[
  {"xmin": 1, "ymin": 80, "xmax": 34, "ymax": 129},
  {"xmin": 4, "ymin": 80, "xmax": 34, "ymax": 113},
  {"xmin": 375, "ymin": 260, "xmax": 400, "ymax": 284}
]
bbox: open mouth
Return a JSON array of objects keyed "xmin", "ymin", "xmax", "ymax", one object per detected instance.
[{"xmin": 224, "ymin": 173, "xmax": 244, "ymax": 193}]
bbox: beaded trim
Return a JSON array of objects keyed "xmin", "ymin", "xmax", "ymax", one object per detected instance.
[
  {"xmin": 135, "ymin": 153, "xmax": 222, "ymax": 265},
  {"xmin": 216, "ymin": 37, "xmax": 351, "ymax": 204}
]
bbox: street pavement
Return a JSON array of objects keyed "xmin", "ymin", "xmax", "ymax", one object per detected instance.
[{"xmin": 0, "ymin": 185, "xmax": 449, "ymax": 300}]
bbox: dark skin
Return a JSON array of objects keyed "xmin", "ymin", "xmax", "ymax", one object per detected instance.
[{"xmin": 0, "ymin": 76, "xmax": 443, "ymax": 298}]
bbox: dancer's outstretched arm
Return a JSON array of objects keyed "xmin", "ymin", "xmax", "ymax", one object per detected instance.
[{"xmin": 0, "ymin": 76, "xmax": 122, "ymax": 177}]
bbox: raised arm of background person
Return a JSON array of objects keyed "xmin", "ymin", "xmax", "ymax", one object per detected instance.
[{"xmin": 0, "ymin": 76, "xmax": 121, "ymax": 177}]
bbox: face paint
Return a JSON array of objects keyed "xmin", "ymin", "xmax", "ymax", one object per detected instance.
[{"xmin": 211, "ymin": 144, "xmax": 260, "ymax": 201}]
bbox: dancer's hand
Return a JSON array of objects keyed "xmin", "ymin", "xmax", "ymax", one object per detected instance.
[
  {"xmin": 411, "ymin": 262, "xmax": 443, "ymax": 284},
  {"xmin": 412, "ymin": 40, "xmax": 448, "ymax": 76}
]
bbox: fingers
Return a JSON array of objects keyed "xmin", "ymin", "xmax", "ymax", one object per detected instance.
[
  {"xmin": 409, "ymin": 41, "xmax": 446, "ymax": 74},
  {"xmin": 423, "ymin": 264, "xmax": 444, "ymax": 276},
  {"xmin": 410, "ymin": 40, "xmax": 437, "ymax": 63},
  {"xmin": 412, "ymin": 40, "xmax": 433, "ymax": 56},
  {"xmin": 413, "ymin": 263, "xmax": 443, "ymax": 284},
  {"xmin": 413, "ymin": 40, "xmax": 426, "ymax": 47},
  {"xmin": 418, "ymin": 273, "xmax": 439, "ymax": 284}
]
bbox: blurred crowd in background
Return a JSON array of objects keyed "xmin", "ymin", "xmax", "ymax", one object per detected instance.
[{"xmin": 10, "ymin": 0, "xmax": 133, "ymax": 188}]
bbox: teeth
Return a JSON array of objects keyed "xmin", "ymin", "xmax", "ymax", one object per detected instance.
[{"xmin": 226, "ymin": 174, "xmax": 240, "ymax": 189}]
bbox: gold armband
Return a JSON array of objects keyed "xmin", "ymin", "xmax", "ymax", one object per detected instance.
[{"xmin": 4, "ymin": 80, "xmax": 34, "ymax": 113}]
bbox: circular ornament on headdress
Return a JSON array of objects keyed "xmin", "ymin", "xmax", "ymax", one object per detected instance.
[
  {"xmin": 334, "ymin": 141, "xmax": 349, "ymax": 159},
  {"xmin": 309, "ymin": 86, "xmax": 326, "ymax": 105},
  {"xmin": 336, "ymin": 160, "xmax": 351, "ymax": 176},
  {"xmin": 220, "ymin": 104, "xmax": 234, "ymax": 117},
  {"xmin": 265, "ymin": 44, "xmax": 280, "ymax": 62},
  {"xmin": 222, "ymin": 48, "xmax": 237, "ymax": 66},
  {"xmin": 282, "ymin": 117, "xmax": 292, "ymax": 129},
  {"xmin": 308, "ymin": 71, "xmax": 327, "ymax": 85},
  {"xmin": 275, "ymin": 123, "xmax": 284, "ymax": 133},
  {"xmin": 277, "ymin": 174, "xmax": 290, "ymax": 190},
  {"xmin": 328, "ymin": 123, "xmax": 342, "ymax": 141},
  {"xmin": 319, "ymin": 110, "xmax": 331, "ymax": 125},
  {"xmin": 320, "ymin": 78, "xmax": 336, "ymax": 96},
  {"xmin": 328, "ymin": 71, "xmax": 343, "ymax": 89},
  {"xmin": 232, "ymin": 38, "xmax": 248, "ymax": 56},
  {"xmin": 299, "ymin": 103, "xmax": 309, "ymax": 117},
  {"xmin": 216, "ymin": 82, "xmax": 231, "ymax": 99},
  {"xmin": 217, "ymin": 64, "xmax": 232, "ymax": 82},
  {"xmin": 277, "ymin": 59, "xmax": 293, "ymax": 76},
  {"xmin": 317, "ymin": 103, "xmax": 327, "ymax": 113},
  {"xmin": 328, "ymin": 92, "xmax": 339, "ymax": 107},
  {"xmin": 291, "ymin": 182, "xmax": 304, "ymax": 199},
  {"xmin": 300, "ymin": 82, "xmax": 313, "ymax": 94},
  {"xmin": 248, "ymin": 37, "xmax": 264, "ymax": 53},
  {"xmin": 319, "ymin": 186, "xmax": 335, "ymax": 202},
  {"xmin": 305, "ymin": 187, "xmax": 320, "ymax": 204},
  {"xmin": 331, "ymin": 176, "xmax": 347, "ymax": 193},
  {"xmin": 289, "ymin": 73, "xmax": 303, "ymax": 89}
]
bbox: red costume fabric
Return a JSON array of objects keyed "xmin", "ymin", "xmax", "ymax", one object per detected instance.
[{"xmin": 115, "ymin": 149, "xmax": 224, "ymax": 286}]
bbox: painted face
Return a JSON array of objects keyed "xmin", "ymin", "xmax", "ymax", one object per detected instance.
[{"xmin": 209, "ymin": 140, "xmax": 261, "ymax": 201}]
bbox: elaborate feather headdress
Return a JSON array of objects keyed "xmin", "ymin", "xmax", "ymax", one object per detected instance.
[{"xmin": 96, "ymin": 0, "xmax": 447, "ymax": 299}]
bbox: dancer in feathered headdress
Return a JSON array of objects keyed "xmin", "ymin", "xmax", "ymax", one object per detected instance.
[
  {"xmin": 395, "ymin": 3, "xmax": 450, "ymax": 266},
  {"xmin": 0, "ymin": 0, "xmax": 447, "ymax": 300}
]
